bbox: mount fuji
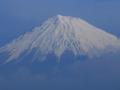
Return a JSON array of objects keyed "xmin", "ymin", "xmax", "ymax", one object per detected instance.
[{"xmin": 0, "ymin": 15, "xmax": 120, "ymax": 64}]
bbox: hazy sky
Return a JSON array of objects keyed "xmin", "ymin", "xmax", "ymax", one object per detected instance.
[{"xmin": 0, "ymin": 0, "xmax": 120, "ymax": 45}]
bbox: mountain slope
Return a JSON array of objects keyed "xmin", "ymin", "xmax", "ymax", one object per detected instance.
[{"xmin": 0, "ymin": 15, "xmax": 120, "ymax": 63}]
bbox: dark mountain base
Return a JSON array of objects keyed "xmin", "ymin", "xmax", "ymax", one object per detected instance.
[{"xmin": 0, "ymin": 52, "xmax": 120, "ymax": 90}]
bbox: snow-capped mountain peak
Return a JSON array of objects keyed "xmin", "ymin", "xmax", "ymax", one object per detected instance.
[{"xmin": 0, "ymin": 15, "xmax": 120, "ymax": 63}]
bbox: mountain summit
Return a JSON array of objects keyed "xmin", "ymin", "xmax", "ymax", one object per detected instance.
[{"xmin": 0, "ymin": 15, "xmax": 120, "ymax": 63}]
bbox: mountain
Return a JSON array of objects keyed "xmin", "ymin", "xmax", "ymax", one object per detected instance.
[{"xmin": 0, "ymin": 15, "xmax": 120, "ymax": 64}]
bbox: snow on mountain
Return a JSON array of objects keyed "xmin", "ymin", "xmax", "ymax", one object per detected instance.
[{"xmin": 0, "ymin": 15, "xmax": 120, "ymax": 63}]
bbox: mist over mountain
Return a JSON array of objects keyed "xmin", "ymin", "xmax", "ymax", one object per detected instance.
[{"xmin": 0, "ymin": 51, "xmax": 120, "ymax": 90}]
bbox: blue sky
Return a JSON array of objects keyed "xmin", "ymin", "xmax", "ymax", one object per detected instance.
[{"xmin": 0, "ymin": 0, "xmax": 120, "ymax": 46}]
